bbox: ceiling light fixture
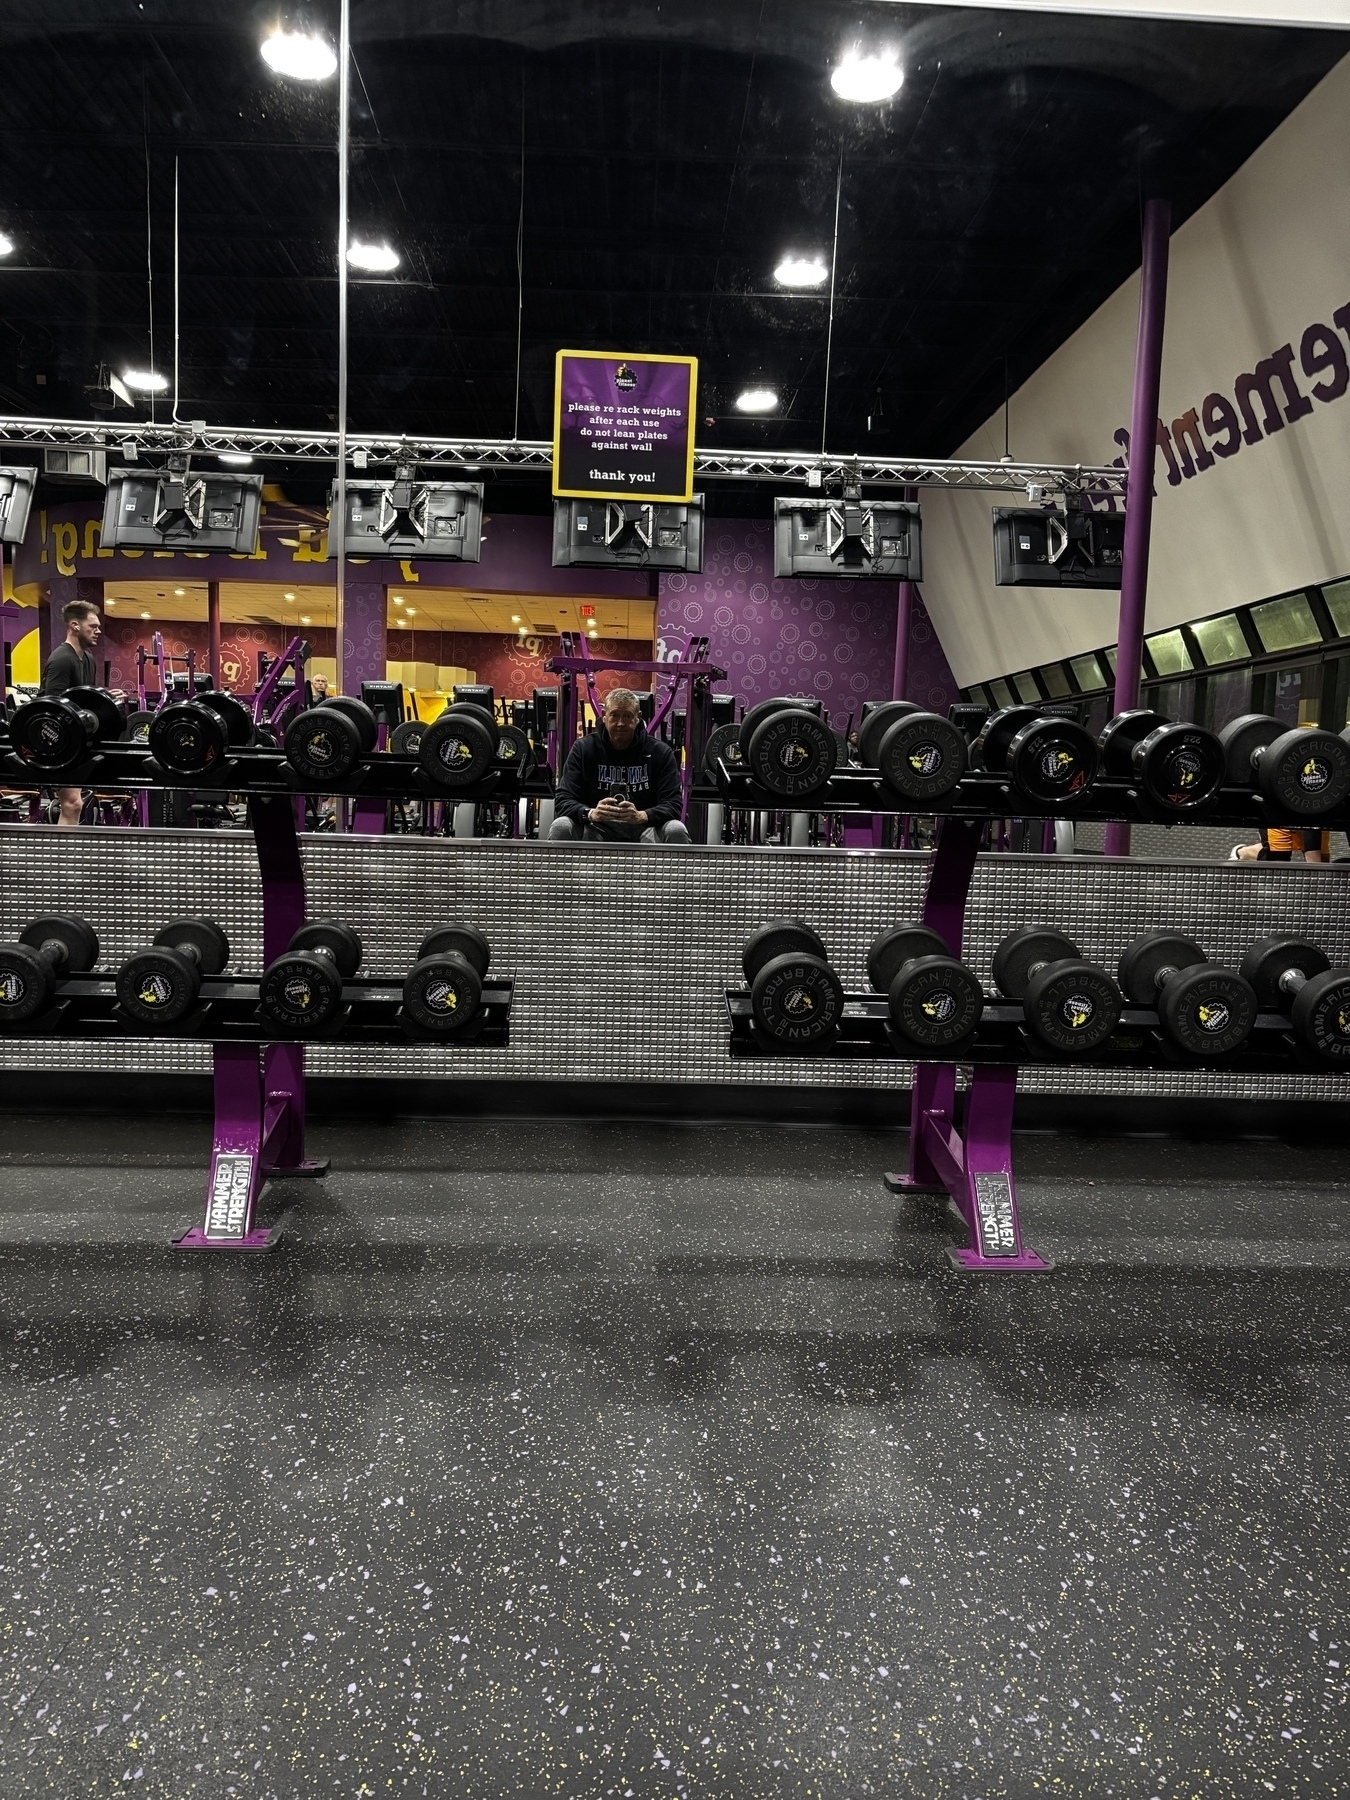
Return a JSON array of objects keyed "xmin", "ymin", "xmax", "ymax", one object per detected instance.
[
  {"xmin": 510, "ymin": 614, "xmax": 521, "ymax": 624},
  {"xmin": 299, "ymin": 615, "xmax": 311, "ymax": 624},
  {"xmin": 121, "ymin": 368, "xmax": 169, "ymax": 393},
  {"xmin": 260, "ymin": 28, "xmax": 337, "ymax": 81},
  {"xmin": 774, "ymin": 254, "xmax": 828, "ymax": 288},
  {"xmin": 140, "ymin": 610, "xmax": 151, "ymax": 619},
  {"xmin": 0, "ymin": 232, "xmax": 14, "ymax": 258},
  {"xmin": 106, "ymin": 598, "xmax": 116, "ymax": 607},
  {"xmin": 735, "ymin": 387, "xmax": 779, "ymax": 414},
  {"xmin": 174, "ymin": 587, "xmax": 185, "ymax": 596},
  {"xmin": 284, "ymin": 591, "xmax": 296, "ymax": 600},
  {"xmin": 346, "ymin": 240, "xmax": 400, "ymax": 273},
  {"xmin": 830, "ymin": 49, "xmax": 903, "ymax": 103},
  {"xmin": 218, "ymin": 451, "xmax": 254, "ymax": 466},
  {"xmin": 405, "ymin": 607, "xmax": 416, "ymax": 616}
]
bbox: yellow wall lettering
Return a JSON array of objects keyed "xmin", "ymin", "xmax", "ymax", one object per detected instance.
[
  {"xmin": 399, "ymin": 560, "xmax": 421, "ymax": 584},
  {"xmin": 83, "ymin": 517, "xmax": 113, "ymax": 560},
  {"xmin": 52, "ymin": 519, "xmax": 78, "ymax": 576}
]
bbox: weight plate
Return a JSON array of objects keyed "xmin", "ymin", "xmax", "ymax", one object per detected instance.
[
  {"xmin": 1133, "ymin": 723, "xmax": 1226, "ymax": 813},
  {"xmin": 20, "ymin": 914, "xmax": 100, "ymax": 973},
  {"xmin": 1022, "ymin": 959, "xmax": 1122, "ymax": 1056},
  {"xmin": 866, "ymin": 923, "xmax": 951, "ymax": 994},
  {"xmin": 970, "ymin": 705, "xmax": 1040, "ymax": 773},
  {"xmin": 1097, "ymin": 709, "xmax": 1169, "ymax": 779},
  {"xmin": 1006, "ymin": 717, "xmax": 1098, "ymax": 806},
  {"xmin": 496, "ymin": 724, "xmax": 533, "ymax": 772},
  {"xmin": 154, "ymin": 916, "xmax": 231, "ymax": 975},
  {"xmin": 258, "ymin": 952, "xmax": 345, "ymax": 1034},
  {"xmin": 149, "ymin": 700, "xmax": 229, "ymax": 774},
  {"xmin": 10, "ymin": 698, "xmax": 90, "ymax": 771},
  {"xmin": 290, "ymin": 919, "xmax": 363, "ymax": 977},
  {"xmin": 991, "ymin": 926, "xmax": 1081, "ymax": 1000},
  {"xmin": 857, "ymin": 700, "xmax": 920, "ymax": 770},
  {"xmin": 1256, "ymin": 728, "xmax": 1350, "ymax": 817},
  {"xmin": 200, "ymin": 690, "xmax": 256, "ymax": 748},
  {"xmin": 1238, "ymin": 935, "xmax": 1330, "ymax": 1010},
  {"xmin": 64, "ymin": 686, "xmax": 125, "ymax": 743},
  {"xmin": 742, "ymin": 919, "xmax": 828, "ymax": 985},
  {"xmin": 1290, "ymin": 969, "xmax": 1350, "ymax": 1063},
  {"xmin": 403, "ymin": 953, "xmax": 483, "ymax": 1035},
  {"xmin": 323, "ymin": 694, "xmax": 379, "ymax": 753},
  {"xmin": 876, "ymin": 713, "xmax": 967, "ymax": 803},
  {"xmin": 418, "ymin": 708, "xmax": 496, "ymax": 789},
  {"xmin": 1158, "ymin": 966, "xmax": 1256, "ymax": 1057},
  {"xmin": 749, "ymin": 951, "xmax": 844, "ymax": 1047},
  {"xmin": 389, "ymin": 719, "xmax": 427, "ymax": 755},
  {"xmin": 1216, "ymin": 712, "xmax": 1283, "ymax": 785},
  {"xmin": 737, "ymin": 697, "xmax": 804, "ymax": 748},
  {"xmin": 115, "ymin": 946, "xmax": 199, "ymax": 1028},
  {"xmin": 419, "ymin": 922, "xmax": 491, "ymax": 978},
  {"xmin": 123, "ymin": 709, "xmax": 156, "ymax": 744},
  {"xmin": 702, "ymin": 721, "xmax": 743, "ymax": 779},
  {"xmin": 0, "ymin": 944, "xmax": 55, "ymax": 1024},
  {"xmin": 284, "ymin": 705, "xmax": 363, "ymax": 781},
  {"xmin": 745, "ymin": 707, "xmax": 838, "ymax": 799},
  {"xmin": 888, "ymin": 956, "xmax": 984, "ymax": 1049},
  {"xmin": 1116, "ymin": 931, "xmax": 1206, "ymax": 1005}
]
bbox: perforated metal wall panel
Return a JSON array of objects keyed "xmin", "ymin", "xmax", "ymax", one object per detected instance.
[{"xmin": 1, "ymin": 825, "xmax": 1348, "ymax": 1100}]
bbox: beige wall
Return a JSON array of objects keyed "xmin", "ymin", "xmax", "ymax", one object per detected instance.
[{"xmin": 922, "ymin": 51, "xmax": 1350, "ymax": 687}]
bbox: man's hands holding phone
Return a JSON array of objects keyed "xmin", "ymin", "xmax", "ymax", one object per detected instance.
[{"xmin": 589, "ymin": 794, "xmax": 647, "ymax": 827}]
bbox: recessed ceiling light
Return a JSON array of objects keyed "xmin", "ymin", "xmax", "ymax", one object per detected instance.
[
  {"xmin": 0, "ymin": 232, "xmax": 14, "ymax": 258},
  {"xmin": 510, "ymin": 614, "xmax": 521, "ymax": 624},
  {"xmin": 774, "ymin": 254, "xmax": 828, "ymax": 288},
  {"xmin": 140, "ymin": 610, "xmax": 151, "ymax": 619},
  {"xmin": 105, "ymin": 597, "xmax": 116, "ymax": 607},
  {"xmin": 284, "ymin": 591, "xmax": 296, "ymax": 601},
  {"xmin": 260, "ymin": 29, "xmax": 337, "ymax": 81},
  {"xmin": 347, "ymin": 241, "xmax": 399, "ymax": 273},
  {"xmin": 121, "ymin": 368, "xmax": 168, "ymax": 393},
  {"xmin": 830, "ymin": 49, "xmax": 903, "ymax": 103},
  {"xmin": 299, "ymin": 615, "xmax": 311, "ymax": 624},
  {"xmin": 174, "ymin": 587, "xmax": 185, "ymax": 596},
  {"xmin": 219, "ymin": 451, "xmax": 254, "ymax": 466},
  {"xmin": 405, "ymin": 607, "xmax": 416, "ymax": 616},
  {"xmin": 735, "ymin": 387, "xmax": 779, "ymax": 414},
  {"xmin": 392, "ymin": 595, "xmax": 404, "ymax": 606}
]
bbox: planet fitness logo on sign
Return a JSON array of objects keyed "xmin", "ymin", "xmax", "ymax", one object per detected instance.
[{"xmin": 553, "ymin": 350, "xmax": 698, "ymax": 502}]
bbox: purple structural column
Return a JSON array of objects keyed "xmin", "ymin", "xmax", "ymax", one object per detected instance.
[
  {"xmin": 341, "ymin": 581, "xmax": 387, "ymax": 694},
  {"xmin": 1104, "ymin": 197, "xmax": 1172, "ymax": 858},
  {"xmin": 207, "ymin": 580, "xmax": 222, "ymax": 686}
]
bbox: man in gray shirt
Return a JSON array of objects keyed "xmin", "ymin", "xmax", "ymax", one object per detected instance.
[{"xmin": 39, "ymin": 599, "xmax": 103, "ymax": 826}]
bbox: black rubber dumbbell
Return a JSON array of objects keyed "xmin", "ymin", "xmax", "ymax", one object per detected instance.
[
  {"xmin": 869, "ymin": 708, "xmax": 968, "ymax": 805},
  {"xmin": 9, "ymin": 686, "xmax": 125, "ymax": 774},
  {"xmin": 741, "ymin": 919, "xmax": 844, "ymax": 1049},
  {"xmin": 866, "ymin": 923, "xmax": 984, "ymax": 1050},
  {"xmin": 418, "ymin": 703, "xmax": 498, "ymax": 790},
  {"xmin": 1217, "ymin": 714, "xmax": 1350, "ymax": 818},
  {"xmin": 258, "ymin": 921, "xmax": 363, "ymax": 1036},
  {"xmin": 1097, "ymin": 709, "xmax": 1226, "ymax": 814},
  {"xmin": 1117, "ymin": 930, "xmax": 1257, "ymax": 1058},
  {"xmin": 0, "ymin": 915, "xmax": 100, "ymax": 1026},
  {"xmin": 972, "ymin": 705, "xmax": 1099, "ymax": 808},
  {"xmin": 284, "ymin": 696, "xmax": 378, "ymax": 782},
  {"xmin": 991, "ymin": 925, "xmax": 1123, "ymax": 1057},
  {"xmin": 148, "ymin": 691, "xmax": 256, "ymax": 775},
  {"xmin": 402, "ymin": 923, "xmax": 491, "ymax": 1036},
  {"xmin": 1238, "ymin": 934, "xmax": 1350, "ymax": 1064},
  {"xmin": 739, "ymin": 698, "xmax": 839, "ymax": 801},
  {"xmin": 115, "ymin": 918, "xmax": 231, "ymax": 1029}
]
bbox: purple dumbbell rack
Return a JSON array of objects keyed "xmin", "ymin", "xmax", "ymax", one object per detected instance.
[
  {"xmin": 174, "ymin": 793, "xmax": 329, "ymax": 1252},
  {"xmin": 883, "ymin": 816, "xmax": 1052, "ymax": 1274}
]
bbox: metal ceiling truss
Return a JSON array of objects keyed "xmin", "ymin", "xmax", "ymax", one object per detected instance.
[{"xmin": 0, "ymin": 415, "xmax": 1127, "ymax": 496}]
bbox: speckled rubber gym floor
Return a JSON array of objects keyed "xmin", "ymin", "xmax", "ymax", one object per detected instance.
[{"xmin": 0, "ymin": 1112, "xmax": 1347, "ymax": 1797}]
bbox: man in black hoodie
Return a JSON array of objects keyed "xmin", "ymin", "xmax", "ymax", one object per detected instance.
[{"xmin": 549, "ymin": 687, "xmax": 691, "ymax": 843}]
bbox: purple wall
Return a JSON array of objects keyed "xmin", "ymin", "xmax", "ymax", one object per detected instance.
[{"xmin": 657, "ymin": 520, "xmax": 957, "ymax": 730}]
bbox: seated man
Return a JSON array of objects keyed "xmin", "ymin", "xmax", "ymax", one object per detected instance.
[{"xmin": 549, "ymin": 687, "xmax": 691, "ymax": 843}]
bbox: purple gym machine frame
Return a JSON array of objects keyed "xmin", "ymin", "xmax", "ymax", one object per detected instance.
[{"xmin": 883, "ymin": 815, "xmax": 1052, "ymax": 1274}]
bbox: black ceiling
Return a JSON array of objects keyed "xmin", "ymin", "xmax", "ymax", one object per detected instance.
[{"xmin": 0, "ymin": 1, "xmax": 1344, "ymax": 513}]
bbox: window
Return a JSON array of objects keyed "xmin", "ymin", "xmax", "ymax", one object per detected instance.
[
  {"xmin": 1104, "ymin": 645, "xmax": 1117, "ymax": 672},
  {"xmin": 1250, "ymin": 592, "xmax": 1321, "ymax": 654},
  {"xmin": 1146, "ymin": 629, "xmax": 1192, "ymax": 676},
  {"xmin": 1255, "ymin": 660, "xmax": 1322, "ymax": 727},
  {"xmin": 1148, "ymin": 677, "xmax": 1197, "ymax": 722},
  {"xmin": 1012, "ymin": 671, "xmax": 1041, "ymax": 704},
  {"xmin": 1321, "ymin": 577, "xmax": 1350, "ymax": 639},
  {"xmin": 1190, "ymin": 612, "xmax": 1248, "ymax": 666},
  {"xmin": 1039, "ymin": 663, "xmax": 1071, "ymax": 698},
  {"xmin": 1202, "ymin": 666, "xmax": 1252, "ymax": 734},
  {"xmin": 1069, "ymin": 652, "xmax": 1105, "ymax": 692},
  {"xmin": 988, "ymin": 676, "xmax": 1014, "ymax": 708},
  {"xmin": 967, "ymin": 685, "xmax": 988, "ymax": 706}
]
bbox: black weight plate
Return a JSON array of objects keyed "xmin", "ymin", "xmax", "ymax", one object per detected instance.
[
  {"xmin": 1158, "ymin": 966, "xmax": 1256, "ymax": 1057},
  {"xmin": 154, "ymin": 916, "xmax": 231, "ymax": 975},
  {"xmin": 876, "ymin": 713, "xmax": 967, "ymax": 803},
  {"xmin": 1116, "ymin": 931, "xmax": 1207, "ymax": 1005},
  {"xmin": 737, "ymin": 697, "xmax": 803, "ymax": 748},
  {"xmin": 1097, "ymin": 709, "xmax": 1169, "ymax": 779},
  {"xmin": 702, "ymin": 721, "xmax": 743, "ymax": 778},
  {"xmin": 1257, "ymin": 727, "xmax": 1350, "ymax": 817},
  {"xmin": 20, "ymin": 914, "xmax": 100, "ymax": 973},
  {"xmin": 749, "ymin": 951, "xmax": 844, "ymax": 1047},
  {"xmin": 1238, "ymin": 935, "xmax": 1330, "ymax": 1010},
  {"xmin": 419, "ymin": 922, "xmax": 491, "ymax": 977},
  {"xmin": 418, "ymin": 708, "xmax": 496, "ymax": 789},
  {"xmin": 150, "ymin": 700, "xmax": 229, "ymax": 774},
  {"xmin": 496, "ymin": 723, "xmax": 533, "ymax": 772},
  {"xmin": 10, "ymin": 698, "xmax": 91, "ymax": 771},
  {"xmin": 742, "ymin": 919, "xmax": 828, "ymax": 985},
  {"xmin": 1133, "ymin": 723, "xmax": 1226, "ymax": 813},
  {"xmin": 1217, "ymin": 712, "xmax": 1283, "ymax": 784},
  {"xmin": 745, "ymin": 708, "xmax": 838, "ymax": 799},
  {"xmin": 1022, "ymin": 959, "xmax": 1122, "ymax": 1057},
  {"xmin": 888, "ymin": 956, "xmax": 984, "ymax": 1049},
  {"xmin": 258, "ymin": 952, "xmax": 345, "ymax": 1034},
  {"xmin": 290, "ymin": 919, "xmax": 363, "ymax": 977},
  {"xmin": 284, "ymin": 705, "xmax": 363, "ymax": 781},
  {"xmin": 1290, "ymin": 969, "xmax": 1350, "ymax": 1063},
  {"xmin": 403, "ymin": 954, "xmax": 483, "ymax": 1035},
  {"xmin": 1006, "ymin": 717, "xmax": 1099, "ymax": 807},
  {"xmin": 115, "ymin": 945, "xmax": 200, "ymax": 1028},
  {"xmin": 64, "ymin": 686, "xmax": 125, "ymax": 743},
  {"xmin": 123, "ymin": 709, "xmax": 156, "ymax": 744},
  {"xmin": 389, "ymin": 719, "xmax": 427, "ymax": 755},
  {"xmin": 970, "ymin": 705, "xmax": 1040, "ymax": 773},
  {"xmin": 323, "ymin": 694, "xmax": 379, "ymax": 753},
  {"xmin": 866, "ymin": 924, "xmax": 951, "ymax": 994},
  {"xmin": 200, "ymin": 690, "xmax": 256, "ymax": 748},
  {"xmin": 991, "ymin": 926, "xmax": 1081, "ymax": 1000},
  {"xmin": 857, "ymin": 700, "xmax": 920, "ymax": 769},
  {"xmin": 0, "ymin": 944, "xmax": 56, "ymax": 1024}
]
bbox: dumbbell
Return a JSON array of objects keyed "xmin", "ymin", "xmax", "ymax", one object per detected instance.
[
  {"xmin": 402, "ymin": 923, "xmax": 491, "ymax": 1036},
  {"xmin": 147, "ymin": 691, "xmax": 256, "ymax": 775},
  {"xmin": 859, "ymin": 700, "xmax": 968, "ymax": 804},
  {"xmin": 258, "ymin": 920, "xmax": 363, "ymax": 1036},
  {"xmin": 9, "ymin": 686, "xmax": 125, "ymax": 774},
  {"xmin": 115, "ymin": 918, "xmax": 231, "ymax": 1029},
  {"xmin": 1097, "ymin": 709, "xmax": 1226, "ymax": 813},
  {"xmin": 738, "ymin": 698, "xmax": 839, "ymax": 801},
  {"xmin": 1238, "ymin": 935, "xmax": 1350, "ymax": 1064},
  {"xmin": 418, "ymin": 702, "xmax": 498, "ymax": 790},
  {"xmin": 866, "ymin": 924, "xmax": 984, "ymax": 1049},
  {"xmin": 1117, "ymin": 931, "xmax": 1257, "ymax": 1057},
  {"xmin": 0, "ymin": 915, "xmax": 100, "ymax": 1026},
  {"xmin": 990, "ymin": 926, "xmax": 1123, "ymax": 1056},
  {"xmin": 1218, "ymin": 714, "xmax": 1350, "ymax": 817},
  {"xmin": 972, "ymin": 705, "xmax": 1099, "ymax": 808},
  {"xmin": 741, "ymin": 919, "xmax": 844, "ymax": 1048},
  {"xmin": 284, "ymin": 696, "xmax": 378, "ymax": 782}
]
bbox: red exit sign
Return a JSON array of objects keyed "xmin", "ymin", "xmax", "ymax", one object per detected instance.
[{"xmin": 579, "ymin": 604, "xmax": 595, "ymax": 618}]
